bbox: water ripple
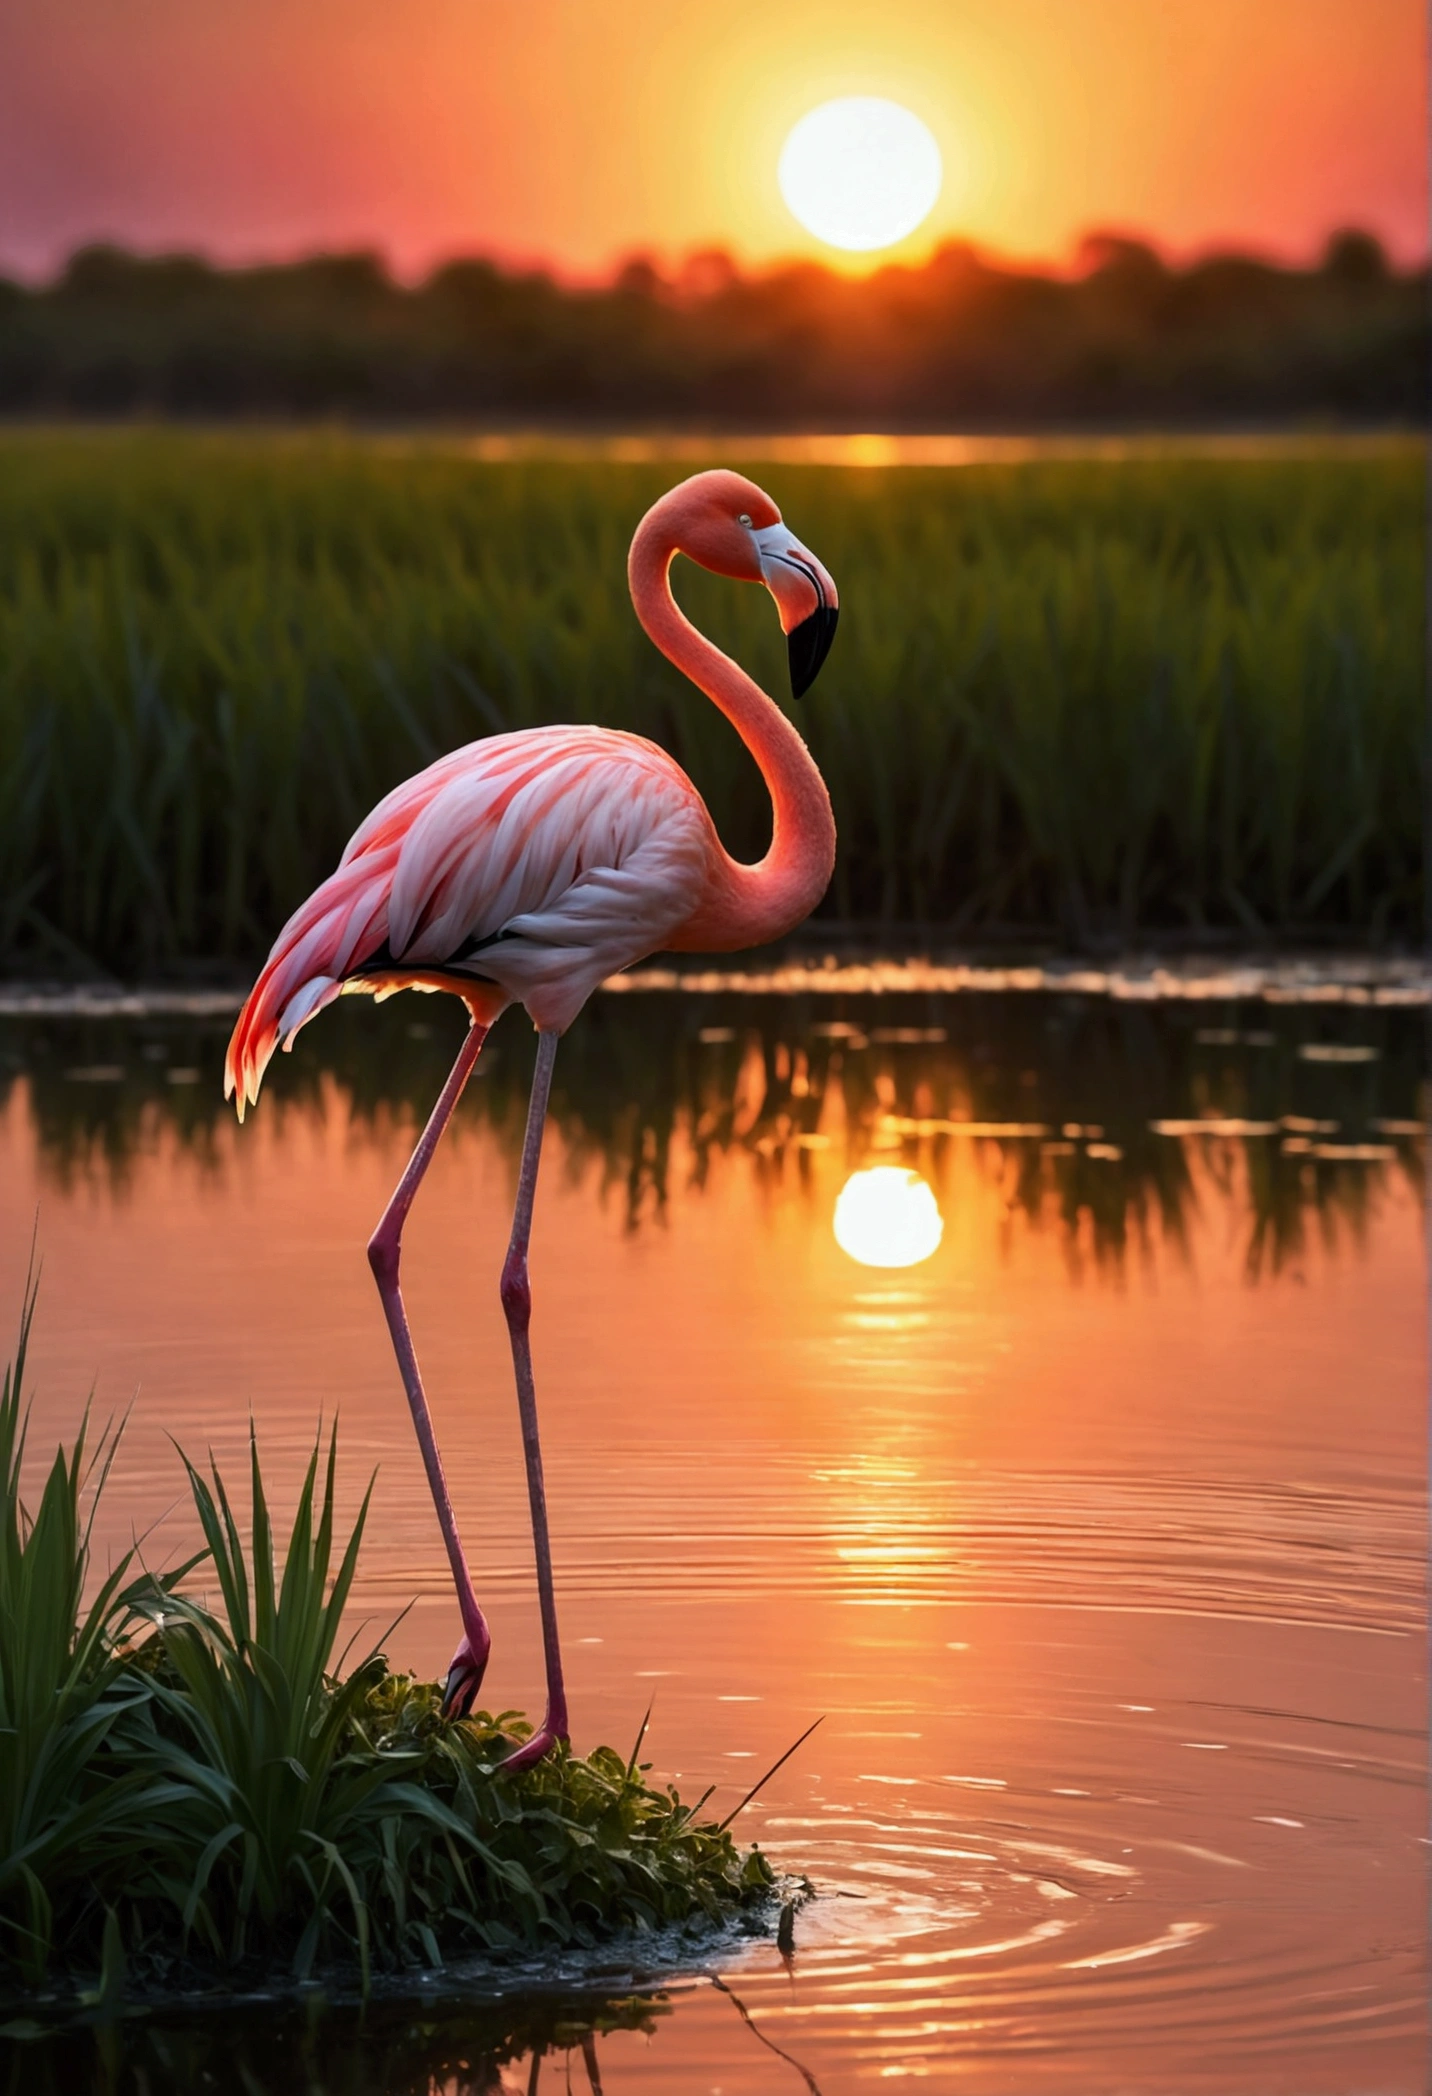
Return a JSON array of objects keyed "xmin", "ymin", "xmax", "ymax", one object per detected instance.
[{"xmin": 355, "ymin": 1468, "xmax": 1423, "ymax": 1643}]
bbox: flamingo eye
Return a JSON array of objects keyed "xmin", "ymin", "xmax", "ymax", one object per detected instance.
[{"xmin": 738, "ymin": 513, "xmax": 752, "ymax": 527}]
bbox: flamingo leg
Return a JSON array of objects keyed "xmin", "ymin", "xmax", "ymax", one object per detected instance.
[
  {"xmin": 498, "ymin": 1027, "xmax": 570, "ymax": 1770},
  {"xmin": 367, "ymin": 1018, "xmax": 492, "ymax": 1712}
]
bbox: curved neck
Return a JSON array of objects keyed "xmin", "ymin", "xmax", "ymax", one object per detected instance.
[{"xmin": 628, "ymin": 516, "xmax": 835, "ymax": 951}]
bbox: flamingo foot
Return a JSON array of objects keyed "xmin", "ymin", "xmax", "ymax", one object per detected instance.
[
  {"xmin": 441, "ymin": 1628, "xmax": 491, "ymax": 1720},
  {"xmin": 500, "ymin": 1722, "xmax": 568, "ymax": 1773}
]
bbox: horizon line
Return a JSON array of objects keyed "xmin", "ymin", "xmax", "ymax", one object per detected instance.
[{"xmin": 4, "ymin": 222, "xmax": 1425, "ymax": 295}]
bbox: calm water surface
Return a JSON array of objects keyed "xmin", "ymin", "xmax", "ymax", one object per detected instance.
[{"xmin": 1, "ymin": 987, "xmax": 1425, "ymax": 2094}]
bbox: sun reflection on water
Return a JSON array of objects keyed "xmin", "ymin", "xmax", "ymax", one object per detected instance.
[{"xmin": 834, "ymin": 1166, "xmax": 945, "ymax": 1268}]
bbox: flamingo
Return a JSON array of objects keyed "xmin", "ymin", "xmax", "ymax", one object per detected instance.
[{"xmin": 223, "ymin": 471, "xmax": 838, "ymax": 1770}]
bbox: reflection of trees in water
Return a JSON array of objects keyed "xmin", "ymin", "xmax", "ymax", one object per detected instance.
[
  {"xmin": 0, "ymin": 1982, "xmax": 670, "ymax": 2095},
  {"xmin": 1239, "ymin": 1137, "xmax": 1381, "ymax": 1282},
  {"xmin": 1, "ymin": 993, "xmax": 1422, "ymax": 1278}
]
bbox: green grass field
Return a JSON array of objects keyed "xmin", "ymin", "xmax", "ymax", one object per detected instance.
[{"xmin": 0, "ymin": 431, "xmax": 1420, "ymax": 972}]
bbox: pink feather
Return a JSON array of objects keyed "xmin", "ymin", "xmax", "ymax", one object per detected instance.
[{"xmin": 224, "ymin": 726, "xmax": 712, "ymax": 1116}]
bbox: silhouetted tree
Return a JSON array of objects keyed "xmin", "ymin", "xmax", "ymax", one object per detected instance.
[{"xmin": 0, "ymin": 232, "xmax": 1422, "ymax": 424}]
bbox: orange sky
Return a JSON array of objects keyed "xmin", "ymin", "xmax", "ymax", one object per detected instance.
[{"xmin": 0, "ymin": 0, "xmax": 1424, "ymax": 279}]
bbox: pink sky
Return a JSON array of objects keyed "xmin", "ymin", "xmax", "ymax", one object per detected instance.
[{"xmin": 0, "ymin": 0, "xmax": 1424, "ymax": 280}]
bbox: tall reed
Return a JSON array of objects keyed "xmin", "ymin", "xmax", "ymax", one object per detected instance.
[
  {"xmin": 0, "ymin": 1269, "xmax": 195, "ymax": 1982},
  {"xmin": 0, "ymin": 431, "xmax": 1420, "ymax": 971}
]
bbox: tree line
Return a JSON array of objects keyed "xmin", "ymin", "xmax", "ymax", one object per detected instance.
[{"xmin": 0, "ymin": 229, "xmax": 1422, "ymax": 424}]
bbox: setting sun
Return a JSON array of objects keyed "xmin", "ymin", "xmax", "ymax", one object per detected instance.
[
  {"xmin": 778, "ymin": 98, "xmax": 943, "ymax": 253},
  {"xmin": 833, "ymin": 1167, "xmax": 945, "ymax": 1268}
]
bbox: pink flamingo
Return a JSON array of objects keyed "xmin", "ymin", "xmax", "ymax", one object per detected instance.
[{"xmin": 224, "ymin": 471, "xmax": 838, "ymax": 1769}]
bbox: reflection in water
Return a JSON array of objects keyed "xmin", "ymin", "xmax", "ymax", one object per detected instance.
[
  {"xmin": 0, "ymin": 1983, "xmax": 674, "ymax": 2096},
  {"xmin": 1, "ymin": 988, "xmax": 1423, "ymax": 1280},
  {"xmin": 833, "ymin": 1166, "xmax": 944, "ymax": 1268},
  {"xmin": 0, "ymin": 1970, "xmax": 840, "ymax": 2096},
  {"xmin": 0, "ymin": 986, "xmax": 1424, "ymax": 2093},
  {"xmin": 439, "ymin": 430, "xmax": 1416, "ymax": 469}
]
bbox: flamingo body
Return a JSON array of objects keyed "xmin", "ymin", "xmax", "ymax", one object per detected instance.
[
  {"xmin": 225, "ymin": 724, "xmax": 714, "ymax": 1114},
  {"xmin": 222, "ymin": 470, "xmax": 840, "ymax": 1760}
]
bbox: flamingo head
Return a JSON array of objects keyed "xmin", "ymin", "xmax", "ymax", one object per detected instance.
[
  {"xmin": 440, "ymin": 1630, "xmax": 490, "ymax": 1721},
  {"xmin": 662, "ymin": 469, "xmax": 840, "ymax": 698}
]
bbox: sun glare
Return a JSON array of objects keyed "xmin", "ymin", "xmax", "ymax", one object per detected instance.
[
  {"xmin": 833, "ymin": 1167, "xmax": 945, "ymax": 1269},
  {"xmin": 778, "ymin": 97, "xmax": 942, "ymax": 254}
]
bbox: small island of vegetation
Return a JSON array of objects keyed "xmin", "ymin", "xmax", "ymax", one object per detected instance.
[{"xmin": 0, "ymin": 1281, "xmax": 776, "ymax": 2011}]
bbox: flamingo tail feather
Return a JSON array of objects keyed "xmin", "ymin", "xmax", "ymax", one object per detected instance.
[{"xmin": 224, "ymin": 865, "xmax": 391, "ymax": 1119}]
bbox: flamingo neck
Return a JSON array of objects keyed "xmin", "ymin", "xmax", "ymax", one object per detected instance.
[{"xmin": 628, "ymin": 519, "xmax": 835, "ymax": 952}]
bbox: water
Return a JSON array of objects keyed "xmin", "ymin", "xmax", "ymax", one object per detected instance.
[
  {"xmin": 434, "ymin": 432, "xmax": 1418, "ymax": 469},
  {"xmin": 0, "ymin": 982, "xmax": 1425, "ymax": 2093}
]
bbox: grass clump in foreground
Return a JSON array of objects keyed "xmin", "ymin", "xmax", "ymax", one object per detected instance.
[{"xmin": 0, "ymin": 1283, "xmax": 774, "ymax": 2004}]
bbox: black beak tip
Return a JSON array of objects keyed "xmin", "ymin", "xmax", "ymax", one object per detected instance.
[{"xmin": 788, "ymin": 605, "xmax": 839, "ymax": 700}]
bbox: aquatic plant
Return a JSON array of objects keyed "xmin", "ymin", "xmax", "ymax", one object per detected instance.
[
  {"xmin": 0, "ymin": 1266, "xmax": 196, "ymax": 1984},
  {"xmin": 0, "ymin": 1305, "xmax": 774, "ymax": 2002},
  {"xmin": 127, "ymin": 1430, "xmax": 394, "ymax": 1978},
  {"xmin": 0, "ymin": 434, "xmax": 1420, "ymax": 971}
]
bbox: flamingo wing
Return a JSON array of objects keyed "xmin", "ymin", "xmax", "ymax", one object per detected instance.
[{"xmin": 225, "ymin": 726, "xmax": 712, "ymax": 1115}]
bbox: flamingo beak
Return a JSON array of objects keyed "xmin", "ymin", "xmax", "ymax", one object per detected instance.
[
  {"xmin": 787, "ymin": 604, "xmax": 840, "ymax": 699},
  {"xmin": 752, "ymin": 523, "xmax": 839, "ymax": 698}
]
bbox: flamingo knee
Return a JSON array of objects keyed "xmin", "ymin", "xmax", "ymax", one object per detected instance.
[
  {"xmin": 500, "ymin": 1253, "xmax": 531, "ymax": 1331},
  {"xmin": 367, "ymin": 1225, "xmax": 400, "ymax": 1288}
]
